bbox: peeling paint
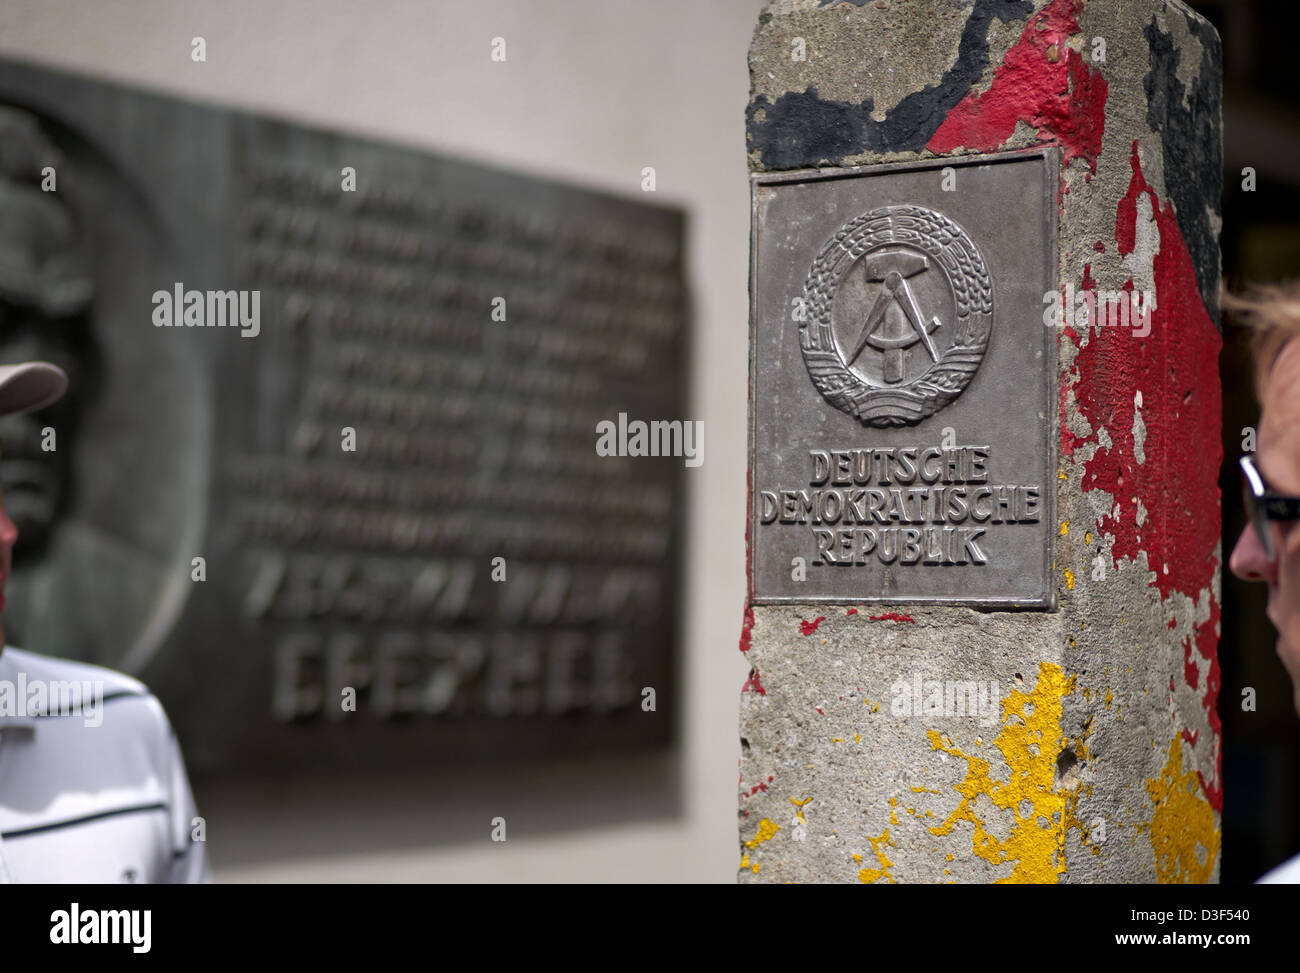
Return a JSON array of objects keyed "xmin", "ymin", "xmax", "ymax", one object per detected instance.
[
  {"xmin": 858, "ymin": 798, "xmax": 898, "ymax": 884},
  {"xmin": 1141, "ymin": 735, "xmax": 1220, "ymax": 882},
  {"xmin": 1067, "ymin": 140, "xmax": 1222, "ymax": 810},
  {"xmin": 800, "ymin": 616, "xmax": 827, "ymax": 636},
  {"xmin": 746, "ymin": 818, "xmax": 780, "ymax": 850},
  {"xmin": 928, "ymin": 0, "xmax": 1108, "ymax": 172},
  {"xmin": 791, "ymin": 795, "xmax": 813, "ymax": 825},
  {"xmin": 927, "ymin": 661, "xmax": 1075, "ymax": 883}
]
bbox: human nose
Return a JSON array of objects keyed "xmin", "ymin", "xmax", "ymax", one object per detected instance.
[{"xmin": 1230, "ymin": 521, "xmax": 1276, "ymax": 584}]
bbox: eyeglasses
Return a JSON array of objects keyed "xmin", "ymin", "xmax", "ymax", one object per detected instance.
[{"xmin": 1240, "ymin": 454, "xmax": 1300, "ymax": 560}]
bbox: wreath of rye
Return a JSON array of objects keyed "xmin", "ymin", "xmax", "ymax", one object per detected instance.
[{"xmin": 799, "ymin": 204, "xmax": 994, "ymax": 426}]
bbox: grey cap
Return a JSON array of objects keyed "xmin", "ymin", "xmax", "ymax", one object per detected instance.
[{"xmin": 0, "ymin": 361, "xmax": 67, "ymax": 416}]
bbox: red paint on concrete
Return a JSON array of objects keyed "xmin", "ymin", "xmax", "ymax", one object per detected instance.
[
  {"xmin": 1060, "ymin": 266, "xmax": 1096, "ymax": 460},
  {"xmin": 739, "ymin": 606, "xmax": 755, "ymax": 654},
  {"xmin": 846, "ymin": 608, "xmax": 859, "ymax": 616},
  {"xmin": 1065, "ymin": 141, "xmax": 1222, "ymax": 810},
  {"xmin": 742, "ymin": 668, "xmax": 767, "ymax": 696},
  {"xmin": 1072, "ymin": 142, "xmax": 1221, "ymax": 604},
  {"xmin": 1193, "ymin": 597, "xmax": 1223, "ymax": 811},
  {"xmin": 800, "ymin": 616, "xmax": 827, "ymax": 635},
  {"xmin": 1060, "ymin": 327, "xmax": 1083, "ymax": 459},
  {"xmin": 1080, "ymin": 262, "xmax": 1096, "ymax": 292},
  {"xmin": 869, "ymin": 612, "xmax": 916, "ymax": 623},
  {"xmin": 1093, "ymin": 240, "xmax": 1106, "ymax": 252},
  {"xmin": 1182, "ymin": 636, "xmax": 1200, "ymax": 689},
  {"xmin": 816, "ymin": 707, "xmax": 825, "ymax": 715},
  {"xmin": 927, "ymin": 0, "xmax": 1108, "ymax": 173}
]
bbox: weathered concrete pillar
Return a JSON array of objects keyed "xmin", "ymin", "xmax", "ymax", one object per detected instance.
[{"xmin": 740, "ymin": 0, "xmax": 1222, "ymax": 883}]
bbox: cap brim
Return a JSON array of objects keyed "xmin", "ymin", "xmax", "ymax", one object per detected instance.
[{"xmin": 0, "ymin": 361, "xmax": 67, "ymax": 417}]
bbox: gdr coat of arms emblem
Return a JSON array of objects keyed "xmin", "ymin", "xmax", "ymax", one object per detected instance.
[{"xmin": 799, "ymin": 204, "xmax": 994, "ymax": 426}]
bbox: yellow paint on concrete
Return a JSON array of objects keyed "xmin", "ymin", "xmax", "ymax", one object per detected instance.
[
  {"xmin": 855, "ymin": 733, "xmax": 861, "ymax": 744},
  {"xmin": 857, "ymin": 820, "xmax": 895, "ymax": 885},
  {"xmin": 1105, "ymin": 689, "xmax": 1114, "ymax": 707},
  {"xmin": 1064, "ymin": 569, "xmax": 1075, "ymax": 589},
  {"xmin": 1085, "ymin": 531, "xmax": 1092, "ymax": 544},
  {"xmin": 739, "ymin": 853, "xmax": 760, "ymax": 874},
  {"xmin": 1060, "ymin": 715, "xmax": 1096, "ymax": 851},
  {"xmin": 927, "ymin": 661, "xmax": 1075, "ymax": 883},
  {"xmin": 1142, "ymin": 735, "xmax": 1220, "ymax": 883},
  {"xmin": 1076, "ymin": 714, "xmax": 1093, "ymax": 763},
  {"xmin": 1060, "ymin": 522, "xmax": 1069, "ymax": 536},
  {"xmin": 745, "ymin": 818, "xmax": 780, "ymax": 850},
  {"xmin": 791, "ymin": 796, "xmax": 812, "ymax": 825}
]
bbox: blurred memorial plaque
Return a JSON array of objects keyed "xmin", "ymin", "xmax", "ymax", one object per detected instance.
[
  {"xmin": 0, "ymin": 59, "xmax": 685, "ymax": 774},
  {"xmin": 749, "ymin": 152, "xmax": 1056, "ymax": 607}
]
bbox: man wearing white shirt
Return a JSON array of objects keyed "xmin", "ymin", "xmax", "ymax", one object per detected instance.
[{"xmin": 0, "ymin": 360, "xmax": 209, "ymax": 883}]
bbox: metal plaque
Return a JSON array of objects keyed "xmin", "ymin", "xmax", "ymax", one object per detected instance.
[
  {"xmin": 0, "ymin": 59, "xmax": 686, "ymax": 775},
  {"xmin": 750, "ymin": 150, "xmax": 1056, "ymax": 606}
]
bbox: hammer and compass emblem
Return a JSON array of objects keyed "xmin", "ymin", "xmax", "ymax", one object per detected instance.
[
  {"xmin": 846, "ymin": 248, "xmax": 942, "ymax": 384},
  {"xmin": 799, "ymin": 204, "xmax": 994, "ymax": 427}
]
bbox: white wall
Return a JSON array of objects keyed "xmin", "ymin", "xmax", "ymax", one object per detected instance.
[{"xmin": 0, "ymin": 0, "xmax": 761, "ymax": 881}]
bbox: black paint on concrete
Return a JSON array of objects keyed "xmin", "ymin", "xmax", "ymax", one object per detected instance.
[
  {"xmin": 1143, "ymin": 13, "xmax": 1224, "ymax": 327},
  {"xmin": 746, "ymin": 87, "xmax": 875, "ymax": 171},
  {"xmin": 749, "ymin": 0, "xmax": 1032, "ymax": 169}
]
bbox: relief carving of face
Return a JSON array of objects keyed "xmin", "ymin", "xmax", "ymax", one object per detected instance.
[{"xmin": 0, "ymin": 106, "xmax": 95, "ymax": 562}]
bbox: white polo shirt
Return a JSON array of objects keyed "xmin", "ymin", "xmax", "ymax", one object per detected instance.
[
  {"xmin": 1258, "ymin": 854, "xmax": 1300, "ymax": 884},
  {"xmin": 0, "ymin": 646, "xmax": 209, "ymax": 883}
]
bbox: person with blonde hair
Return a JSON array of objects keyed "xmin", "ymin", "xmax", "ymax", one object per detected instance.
[{"xmin": 1227, "ymin": 279, "xmax": 1300, "ymax": 883}]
